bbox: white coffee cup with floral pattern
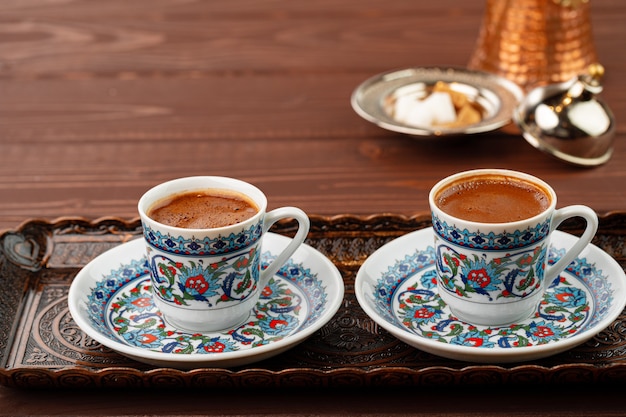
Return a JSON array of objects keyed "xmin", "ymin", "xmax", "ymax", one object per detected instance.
[
  {"xmin": 429, "ymin": 169, "xmax": 598, "ymax": 326},
  {"xmin": 138, "ymin": 176, "xmax": 310, "ymax": 332}
]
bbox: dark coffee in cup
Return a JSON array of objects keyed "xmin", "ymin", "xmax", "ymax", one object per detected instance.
[
  {"xmin": 434, "ymin": 174, "xmax": 551, "ymax": 223},
  {"xmin": 147, "ymin": 189, "xmax": 259, "ymax": 229}
]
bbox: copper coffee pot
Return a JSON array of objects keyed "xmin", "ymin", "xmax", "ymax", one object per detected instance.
[{"xmin": 468, "ymin": 0, "xmax": 598, "ymax": 92}]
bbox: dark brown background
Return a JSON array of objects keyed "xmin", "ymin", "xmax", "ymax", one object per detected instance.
[{"xmin": 1, "ymin": 0, "xmax": 625, "ymax": 415}]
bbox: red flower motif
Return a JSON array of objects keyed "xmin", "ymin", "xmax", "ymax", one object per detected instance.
[
  {"xmin": 466, "ymin": 337, "xmax": 484, "ymax": 347},
  {"xmin": 185, "ymin": 274, "xmax": 209, "ymax": 294},
  {"xmin": 467, "ymin": 268, "xmax": 491, "ymax": 288},
  {"xmin": 413, "ymin": 308, "xmax": 435, "ymax": 319},
  {"xmin": 556, "ymin": 292, "xmax": 573, "ymax": 303},
  {"xmin": 270, "ymin": 319, "xmax": 288, "ymax": 329},
  {"xmin": 204, "ymin": 342, "xmax": 226, "ymax": 353},
  {"xmin": 533, "ymin": 326, "xmax": 554, "ymax": 338},
  {"xmin": 131, "ymin": 297, "xmax": 152, "ymax": 308},
  {"xmin": 140, "ymin": 333, "xmax": 158, "ymax": 344}
]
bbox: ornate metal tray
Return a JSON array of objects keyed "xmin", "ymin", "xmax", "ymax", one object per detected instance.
[{"xmin": 1, "ymin": 214, "xmax": 625, "ymax": 388}]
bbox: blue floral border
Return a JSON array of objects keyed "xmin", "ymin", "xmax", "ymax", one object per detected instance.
[
  {"xmin": 432, "ymin": 214, "xmax": 550, "ymax": 250},
  {"xmin": 87, "ymin": 257, "xmax": 150, "ymax": 340},
  {"xmin": 142, "ymin": 222, "xmax": 262, "ymax": 256}
]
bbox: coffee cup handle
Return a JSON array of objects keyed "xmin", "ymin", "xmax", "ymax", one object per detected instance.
[
  {"xmin": 544, "ymin": 205, "xmax": 598, "ymax": 282},
  {"xmin": 259, "ymin": 207, "xmax": 311, "ymax": 283}
]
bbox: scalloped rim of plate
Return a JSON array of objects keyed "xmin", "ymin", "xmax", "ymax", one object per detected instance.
[
  {"xmin": 355, "ymin": 227, "xmax": 626, "ymax": 363},
  {"xmin": 68, "ymin": 233, "xmax": 344, "ymax": 369},
  {"xmin": 351, "ymin": 66, "xmax": 524, "ymax": 137}
]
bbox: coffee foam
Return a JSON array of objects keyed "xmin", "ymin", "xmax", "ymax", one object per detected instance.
[
  {"xmin": 435, "ymin": 175, "xmax": 551, "ymax": 223},
  {"xmin": 148, "ymin": 189, "xmax": 259, "ymax": 229}
]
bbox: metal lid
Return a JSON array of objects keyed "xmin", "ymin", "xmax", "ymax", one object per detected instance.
[{"xmin": 513, "ymin": 64, "xmax": 615, "ymax": 167}]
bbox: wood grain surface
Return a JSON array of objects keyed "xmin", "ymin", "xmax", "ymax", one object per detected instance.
[
  {"xmin": 0, "ymin": 0, "xmax": 624, "ymax": 233},
  {"xmin": 1, "ymin": 0, "xmax": 625, "ymax": 415}
]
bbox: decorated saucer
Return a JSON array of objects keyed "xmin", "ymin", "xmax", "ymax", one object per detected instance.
[
  {"xmin": 355, "ymin": 228, "xmax": 626, "ymax": 363},
  {"xmin": 68, "ymin": 233, "xmax": 344, "ymax": 369},
  {"xmin": 351, "ymin": 66, "xmax": 524, "ymax": 137}
]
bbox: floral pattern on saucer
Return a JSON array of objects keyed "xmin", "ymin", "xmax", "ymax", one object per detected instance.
[
  {"xmin": 86, "ymin": 254, "xmax": 327, "ymax": 354},
  {"xmin": 373, "ymin": 245, "xmax": 612, "ymax": 349}
]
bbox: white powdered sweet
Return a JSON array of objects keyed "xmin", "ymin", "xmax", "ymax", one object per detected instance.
[{"xmin": 394, "ymin": 91, "xmax": 457, "ymax": 128}]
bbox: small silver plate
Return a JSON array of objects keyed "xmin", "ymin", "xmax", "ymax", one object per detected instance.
[{"xmin": 351, "ymin": 67, "xmax": 524, "ymax": 137}]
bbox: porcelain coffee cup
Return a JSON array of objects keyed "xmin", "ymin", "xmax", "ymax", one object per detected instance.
[
  {"xmin": 429, "ymin": 169, "xmax": 598, "ymax": 326},
  {"xmin": 138, "ymin": 176, "xmax": 310, "ymax": 332}
]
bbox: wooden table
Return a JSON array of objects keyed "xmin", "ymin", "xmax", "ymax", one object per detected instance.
[{"xmin": 0, "ymin": 0, "xmax": 624, "ymax": 415}]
